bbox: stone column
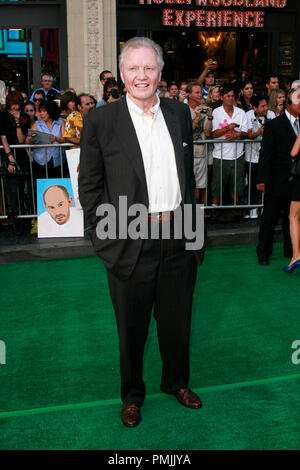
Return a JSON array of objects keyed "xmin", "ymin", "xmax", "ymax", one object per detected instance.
[{"xmin": 66, "ymin": 0, "xmax": 117, "ymax": 95}]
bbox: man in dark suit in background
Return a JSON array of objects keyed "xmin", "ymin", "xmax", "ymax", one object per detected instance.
[
  {"xmin": 79, "ymin": 37, "xmax": 204, "ymax": 427},
  {"xmin": 256, "ymin": 88, "xmax": 300, "ymax": 265}
]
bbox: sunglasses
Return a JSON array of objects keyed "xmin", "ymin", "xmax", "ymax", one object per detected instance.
[{"xmin": 34, "ymin": 98, "xmax": 43, "ymax": 102}]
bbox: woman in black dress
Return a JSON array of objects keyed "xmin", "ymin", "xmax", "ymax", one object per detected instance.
[{"xmin": 284, "ymin": 132, "xmax": 300, "ymax": 273}]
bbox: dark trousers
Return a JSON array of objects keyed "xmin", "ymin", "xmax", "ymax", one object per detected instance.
[
  {"xmin": 257, "ymin": 192, "xmax": 292, "ymax": 260},
  {"xmin": 107, "ymin": 225, "xmax": 197, "ymax": 405}
]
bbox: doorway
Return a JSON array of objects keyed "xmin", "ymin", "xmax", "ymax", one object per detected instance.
[{"xmin": 0, "ymin": 0, "xmax": 67, "ymax": 97}]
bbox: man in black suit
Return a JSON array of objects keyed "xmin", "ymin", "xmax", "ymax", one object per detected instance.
[
  {"xmin": 79, "ymin": 37, "xmax": 204, "ymax": 427},
  {"xmin": 256, "ymin": 89, "xmax": 300, "ymax": 265}
]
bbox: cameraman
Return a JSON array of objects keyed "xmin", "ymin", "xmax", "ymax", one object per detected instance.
[
  {"xmin": 96, "ymin": 79, "xmax": 120, "ymax": 108},
  {"xmin": 103, "ymin": 79, "xmax": 121, "ymax": 105},
  {"xmin": 187, "ymin": 81, "xmax": 212, "ymax": 204}
]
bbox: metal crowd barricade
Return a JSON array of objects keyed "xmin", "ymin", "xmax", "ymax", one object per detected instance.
[
  {"xmin": 0, "ymin": 143, "xmax": 72, "ymax": 220},
  {"xmin": 193, "ymin": 138, "xmax": 265, "ymax": 210},
  {"xmin": 0, "ymin": 140, "xmax": 264, "ymax": 220}
]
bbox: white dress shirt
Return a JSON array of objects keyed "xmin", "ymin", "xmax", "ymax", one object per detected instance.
[{"xmin": 126, "ymin": 95, "xmax": 182, "ymax": 214}]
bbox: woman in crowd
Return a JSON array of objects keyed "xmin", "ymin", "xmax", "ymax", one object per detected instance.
[
  {"xmin": 25, "ymin": 100, "xmax": 66, "ymax": 182},
  {"xmin": 238, "ymin": 80, "xmax": 254, "ymax": 112},
  {"xmin": 60, "ymin": 92, "xmax": 76, "ymax": 119},
  {"xmin": 32, "ymin": 90, "xmax": 45, "ymax": 120},
  {"xmin": 283, "ymin": 132, "xmax": 300, "ymax": 273},
  {"xmin": 268, "ymin": 88, "xmax": 286, "ymax": 116},
  {"xmin": 206, "ymin": 85, "xmax": 221, "ymax": 109},
  {"xmin": 168, "ymin": 82, "xmax": 179, "ymax": 100},
  {"xmin": 24, "ymin": 101, "xmax": 36, "ymax": 127},
  {"xmin": 0, "ymin": 91, "xmax": 31, "ymax": 219}
]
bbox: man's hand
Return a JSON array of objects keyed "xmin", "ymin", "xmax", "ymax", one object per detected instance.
[
  {"xmin": 205, "ymin": 59, "xmax": 215, "ymax": 70},
  {"xmin": 256, "ymin": 127, "xmax": 264, "ymax": 137},
  {"xmin": 256, "ymin": 183, "xmax": 266, "ymax": 194},
  {"xmin": 225, "ymin": 130, "xmax": 241, "ymax": 141},
  {"xmin": 206, "ymin": 107, "xmax": 213, "ymax": 119},
  {"xmin": 178, "ymin": 90, "xmax": 186, "ymax": 102},
  {"xmin": 227, "ymin": 123, "xmax": 239, "ymax": 131},
  {"xmin": 107, "ymin": 95, "xmax": 120, "ymax": 104}
]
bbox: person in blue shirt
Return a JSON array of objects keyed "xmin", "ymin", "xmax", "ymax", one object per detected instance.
[{"xmin": 30, "ymin": 74, "xmax": 60, "ymax": 102}]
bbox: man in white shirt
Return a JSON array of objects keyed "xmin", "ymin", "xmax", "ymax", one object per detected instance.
[
  {"xmin": 245, "ymin": 96, "xmax": 275, "ymax": 218},
  {"xmin": 79, "ymin": 37, "xmax": 203, "ymax": 428},
  {"xmin": 38, "ymin": 185, "xmax": 84, "ymax": 238},
  {"xmin": 211, "ymin": 83, "xmax": 248, "ymax": 206}
]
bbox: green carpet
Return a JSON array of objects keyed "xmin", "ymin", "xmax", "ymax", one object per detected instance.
[{"xmin": 0, "ymin": 243, "xmax": 300, "ymax": 450}]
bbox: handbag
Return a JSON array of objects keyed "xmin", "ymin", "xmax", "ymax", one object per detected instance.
[{"xmin": 291, "ymin": 156, "xmax": 300, "ymax": 177}]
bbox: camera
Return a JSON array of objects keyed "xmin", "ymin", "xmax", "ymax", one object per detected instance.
[
  {"xmin": 200, "ymin": 106, "xmax": 208, "ymax": 114},
  {"xmin": 110, "ymin": 89, "xmax": 120, "ymax": 99},
  {"xmin": 211, "ymin": 61, "xmax": 217, "ymax": 65}
]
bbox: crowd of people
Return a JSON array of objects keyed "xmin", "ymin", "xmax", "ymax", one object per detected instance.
[{"xmin": 0, "ymin": 66, "xmax": 300, "ymax": 262}]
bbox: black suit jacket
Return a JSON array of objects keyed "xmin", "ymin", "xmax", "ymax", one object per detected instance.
[
  {"xmin": 257, "ymin": 113, "xmax": 296, "ymax": 198},
  {"xmin": 79, "ymin": 96, "xmax": 204, "ymax": 280}
]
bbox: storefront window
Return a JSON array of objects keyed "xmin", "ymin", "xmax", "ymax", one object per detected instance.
[{"xmin": 0, "ymin": 28, "xmax": 33, "ymax": 97}]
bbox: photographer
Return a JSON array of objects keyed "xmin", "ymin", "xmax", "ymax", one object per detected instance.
[
  {"xmin": 245, "ymin": 95, "xmax": 275, "ymax": 219},
  {"xmin": 103, "ymin": 78, "xmax": 121, "ymax": 104},
  {"xmin": 187, "ymin": 81, "xmax": 212, "ymax": 204}
]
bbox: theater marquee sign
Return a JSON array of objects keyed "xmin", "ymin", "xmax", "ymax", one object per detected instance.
[{"xmin": 138, "ymin": 0, "xmax": 288, "ymax": 28}]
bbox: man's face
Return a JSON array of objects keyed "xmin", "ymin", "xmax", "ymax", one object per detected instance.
[
  {"xmin": 120, "ymin": 46, "xmax": 161, "ymax": 107},
  {"xmin": 254, "ymin": 99, "xmax": 268, "ymax": 117},
  {"xmin": 188, "ymin": 85, "xmax": 203, "ymax": 106},
  {"xmin": 101, "ymin": 72, "xmax": 113, "ymax": 86},
  {"xmin": 267, "ymin": 77, "xmax": 279, "ymax": 93},
  {"xmin": 158, "ymin": 80, "xmax": 167, "ymax": 93},
  {"xmin": 205, "ymin": 73, "xmax": 215, "ymax": 87},
  {"xmin": 44, "ymin": 187, "xmax": 72, "ymax": 225},
  {"xmin": 222, "ymin": 91, "xmax": 235, "ymax": 107},
  {"xmin": 41, "ymin": 76, "xmax": 53, "ymax": 91},
  {"xmin": 78, "ymin": 95, "xmax": 95, "ymax": 116}
]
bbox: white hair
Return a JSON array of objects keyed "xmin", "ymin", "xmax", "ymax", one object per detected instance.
[
  {"xmin": 292, "ymin": 80, "xmax": 300, "ymax": 90},
  {"xmin": 119, "ymin": 37, "xmax": 164, "ymax": 72}
]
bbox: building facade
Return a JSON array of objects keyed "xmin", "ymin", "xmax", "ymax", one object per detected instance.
[{"xmin": 0, "ymin": 0, "xmax": 299, "ymax": 96}]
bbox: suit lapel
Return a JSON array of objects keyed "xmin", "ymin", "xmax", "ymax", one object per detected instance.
[
  {"xmin": 160, "ymin": 99, "xmax": 186, "ymax": 199},
  {"xmin": 282, "ymin": 113, "xmax": 297, "ymax": 144}
]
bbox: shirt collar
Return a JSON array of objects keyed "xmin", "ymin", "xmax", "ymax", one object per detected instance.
[
  {"xmin": 285, "ymin": 109, "xmax": 298, "ymax": 125},
  {"xmin": 126, "ymin": 94, "xmax": 160, "ymax": 117}
]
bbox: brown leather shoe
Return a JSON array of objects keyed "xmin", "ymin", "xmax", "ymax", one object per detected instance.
[
  {"xmin": 161, "ymin": 385, "xmax": 202, "ymax": 409},
  {"xmin": 121, "ymin": 403, "xmax": 141, "ymax": 427}
]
